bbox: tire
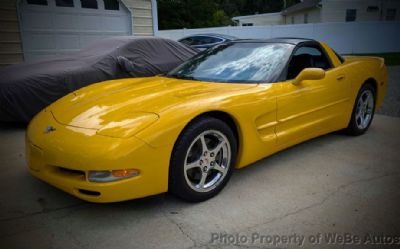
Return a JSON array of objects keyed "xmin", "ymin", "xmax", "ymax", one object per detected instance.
[
  {"xmin": 169, "ymin": 116, "xmax": 237, "ymax": 202},
  {"xmin": 345, "ymin": 83, "xmax": 376, "ymax": 136}
]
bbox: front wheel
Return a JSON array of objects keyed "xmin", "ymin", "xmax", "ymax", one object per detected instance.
[
  {"xmin": 345, "ymin": 83, "xmax": 376, "ymax": 135},
  {"xmin": 169, "ymin": 116, "xmax": 237, "ymax": 202}
]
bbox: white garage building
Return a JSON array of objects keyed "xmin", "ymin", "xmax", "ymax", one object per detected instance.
[{"xmin": 0, "ymin": 0, "xmax": 158, "ymax": 66}]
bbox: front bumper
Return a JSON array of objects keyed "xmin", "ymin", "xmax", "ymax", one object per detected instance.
[{"xmin": 26, "ymin": 109, "xmax": 171, "ymax": 203}]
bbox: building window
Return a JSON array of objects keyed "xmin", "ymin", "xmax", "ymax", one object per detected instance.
[
  {"xmin": 27, "ymin": 0, "xmax": 48, "ymax": 5},
  {"xmin": 291, "ymin": 16, "xmax": 294, "ymax": 24},
  {"xmin": 104, "ymin": 0, "xmax": 119, "ymax": 10},
  {"xmin": 56, "ymin": 0, "xmax": 74, "ymax": 7},
  {"xmin": 386, "ymin": 9, "xmax": 397, "ymax": 21},
  {"xmin": 242, "ymin": 23, "xmax": 254, "ymax": 26},
  {"xmin": 366, "ymin": 6, "xmax": 379, "ymax": 12},
  {"xmin": 81, "ymin": 0, "xmax": 98, "ymax": 9},
  {"xmin": 304, "ymin": 13, "xmax": 309, "ymax": 24},
  {"xmin": 346, "ymin": 9, "xmax": 357, "ymax": 22}
]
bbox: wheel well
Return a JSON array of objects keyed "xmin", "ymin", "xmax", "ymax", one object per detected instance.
[
  {"xmin": 364, "ymin": 78, "xmax": 378, "ymax": 97},
  {"xmin": 193, "ymin": 111, "xmax": 240, "ymax": 149}
]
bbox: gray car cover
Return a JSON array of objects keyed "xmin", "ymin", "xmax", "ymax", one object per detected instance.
[{"xmin": 0, "ymin": 36, "xmax": 198, "ymax": 123}]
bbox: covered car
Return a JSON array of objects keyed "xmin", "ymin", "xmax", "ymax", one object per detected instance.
[{"xmin": 0, "ymin": 36, "xmax": 198, "ymax": 122}]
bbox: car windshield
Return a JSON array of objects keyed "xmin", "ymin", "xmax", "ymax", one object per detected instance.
[{"xmin": 167, "ymin": 42, "xmax": 294, "ymax": 83}]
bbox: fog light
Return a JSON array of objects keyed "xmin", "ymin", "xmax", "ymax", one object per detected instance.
[{"xmin": 88, "ymin": 169, "xmax": 139, "ymax": 182}]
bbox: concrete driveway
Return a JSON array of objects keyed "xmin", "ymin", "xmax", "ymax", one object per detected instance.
[{"xmin": 1, "ymin": 69, "xmax": 400, "ymax": 249}]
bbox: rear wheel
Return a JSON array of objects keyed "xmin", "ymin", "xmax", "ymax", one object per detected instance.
[
  {"xmin": 169, "ymin": 116, "xmax": 237, "ymax": 202},
  {"xmin": 345, "ymin": 83, "xmax": 376, "ymax": 135}
]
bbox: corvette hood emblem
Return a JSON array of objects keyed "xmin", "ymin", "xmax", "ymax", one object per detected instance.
[{"xmin": 44, "ymin": 126, "xmax": 56, "ymax": 134}]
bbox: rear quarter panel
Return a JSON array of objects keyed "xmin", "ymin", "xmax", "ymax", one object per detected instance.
[
  {"xmin": 321, "ymin": 42, "xmax": 388, "ymax": 111},
  {"xmin": 341, "ymin": 56, "xmax": 388, "ymax": 111}
]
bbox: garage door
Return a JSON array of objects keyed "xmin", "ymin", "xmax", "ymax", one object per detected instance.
[{"xmin": 18, "ymin": 0, "xmax": 132, "ymax": 62}]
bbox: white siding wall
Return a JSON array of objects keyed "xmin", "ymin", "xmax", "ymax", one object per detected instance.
[
  {"xmin": 321, "ymin": 0, "xmax": 400, "ymax": 22},
  {"xmin": 156, "ymin": 22, "xmax": 400, "ymax": 54},
  {"xmin": 0, "ymin": 0, "xmax": 23, "ymax": 67},
  {"xmin": 235, "ymin": 0, "xmax": 400, "ymax": 26},
  {"xmin": 122, "ymin": 0, "xmax": 154, "ymax": 35},
  {"xmin": 235, "ymin": 14, "xmax": 283, "ymax": 26},
  {"xmin": 285, "ymin": 8, "xmax": 321, "ymax": 24},
  {"xmin": 384, "ymin": 0, "xmax": 400, "ymax": 21}
]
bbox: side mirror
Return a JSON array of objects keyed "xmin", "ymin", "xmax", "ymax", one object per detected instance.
[{"xmin": 292, "ymin": 68, "xmax": 325, "ymax": 85}]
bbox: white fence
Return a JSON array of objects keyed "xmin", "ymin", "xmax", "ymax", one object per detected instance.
[{"xmin": 155, "ymin": 22, "xmax": 400, "ymax": 54}]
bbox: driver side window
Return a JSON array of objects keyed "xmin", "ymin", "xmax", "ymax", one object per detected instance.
[{"xmin": 287, "ymin": 45, "xmax": 331, "ymax": 80}]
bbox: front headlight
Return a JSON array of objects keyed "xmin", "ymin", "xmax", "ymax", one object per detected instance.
[
  {"xmin": 88, "ymin": 169, "xmax": 140, "ymax": 182},
  {"xmin": 96, "ymin": 112, "xmax": 159, "ymax": 138}
]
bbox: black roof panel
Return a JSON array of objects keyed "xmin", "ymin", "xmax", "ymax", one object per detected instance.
[
  {"xmin": 179, "ymin": 33, "xmax": 237, "ymax": 40},
  {"xmin": 232, "ymin": 37, "xmax": 316, "ymax": 45}
]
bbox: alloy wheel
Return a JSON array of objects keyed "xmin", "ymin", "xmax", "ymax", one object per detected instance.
[
  {"xmin": 355, "ymin": 89, "xmax": 374, "ymax": 129},
  {"xmin": 183, "ymin": 130, "xmax": 231, "ymax": 193}
]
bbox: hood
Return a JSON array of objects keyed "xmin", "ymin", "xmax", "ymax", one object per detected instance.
[{"xmin": 50, "ymin": 76, "xmax": 256, "ymax": 130}]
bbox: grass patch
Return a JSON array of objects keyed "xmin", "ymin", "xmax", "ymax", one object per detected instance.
[{"xmin": 348, "ymin": 53, "xmax": 400, "ymax": 66}]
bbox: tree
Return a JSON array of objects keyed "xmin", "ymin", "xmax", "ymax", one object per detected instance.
[
  {"xmin": 212, "ymin": 9, "xmax": 231, "ymax": 26},
  {"xmin": 158, "ymin": 0, "xmax": 225, "ymax": 29},
  {"xmin": 157, "ymin": 0, "xmax": 301, "ymax": 30}
]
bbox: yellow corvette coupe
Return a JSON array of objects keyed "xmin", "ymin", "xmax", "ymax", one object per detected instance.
[{"xmin": 26, "ymin": 38, "xmax": 387, "ymax": 202}]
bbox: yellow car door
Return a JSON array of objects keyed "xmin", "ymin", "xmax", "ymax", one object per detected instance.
[{"xmin": 276, "ymin": 43, "xmax": 350, "ymax": 147}]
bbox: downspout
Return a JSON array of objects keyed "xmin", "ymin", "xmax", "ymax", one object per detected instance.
[
  {"xmin": 151, "ymin": 0, "xmax": 158, "ymax": 35},
  {"xmin": 120, "ymin": 0, "xmax": 135, "ymax": 35}
]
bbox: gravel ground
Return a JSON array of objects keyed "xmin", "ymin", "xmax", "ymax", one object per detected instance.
[{"xmin": 378, "ymin": 66, "xmax": 400, "ymax": 117}]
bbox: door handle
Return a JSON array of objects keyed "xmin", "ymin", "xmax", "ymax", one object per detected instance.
[{"xmin": 336, "ymin": 75, "xmax": 346, "ymax": 81}]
